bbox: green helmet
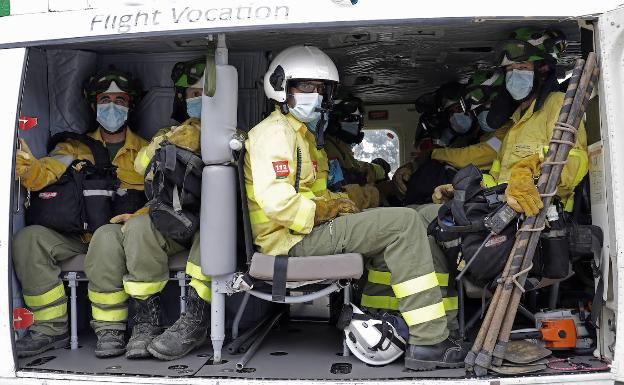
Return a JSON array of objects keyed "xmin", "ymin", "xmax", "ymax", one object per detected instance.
[
  {"xmin": 499, "ymin": 27, "xmax": 567, "ymax": 66},
  {"xmin": 171, "ymin": 57, "xmax": 206, "ymax": 88},
  {"xmin": 83, "ymin": 68, "xmax": 143, "ymax": 106},
  {"xmin": 464, "ymin": 69, "xmax": 504, "ymax": 109},
  {"xmin": 435, "ymin": 82, "xmax": 466, "ymax": 112}
]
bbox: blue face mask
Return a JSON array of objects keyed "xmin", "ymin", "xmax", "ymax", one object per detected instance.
[
  {"xmin": 506, "ymin": 69, "xmax": 534, "ymax": 100},
  {"xmin": 340, "ymin": 121, "xmax": 360, "ymax": 136},
  {"xmin": 186, "ymin": 96, "xmax": 202, "ymax": 119},
  {"xmin": 477, "ymin": 110, "xmax": 496, "ymax": 132},
  {"xmin": 449, "ymin": 112, "xmax": 473, "ymax": 134},
  {"xmin": 97, "ymin": 102, "xmax": 128, "ymax": 134}
]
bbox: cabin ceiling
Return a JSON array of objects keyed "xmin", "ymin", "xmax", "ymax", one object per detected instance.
[{"xmin": 46, "ymin": 19, "xmax": 582, "ymax": 104}]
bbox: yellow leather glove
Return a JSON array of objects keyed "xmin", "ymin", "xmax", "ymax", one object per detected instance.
[
  {"xmin": 392, "ymin": 163, "xmax": 413, "ymax": 195},
  {"xmin": 167, "ymin": 121, "xmax": 201, "ymax": 153},
  {"xmin": 432, "ymin": 184, "xmax": 454, "ymax": 204},
  {"xmin": 314, "ymin": 198, "xmax": 360, "ymax": 226},
  {"xmin": 343, "ymin": 184, "xmax": 380, "ymax": 210},
  {"xmin": 110, "ymin": 213, "xmax": 134, "ymax": 224},
  {"xmin": 15, "ymin": 138, "xmax": 35, "ymax": 179},
  {"xmin": 111, "ymin": 207, "xmax": 149, "ymax": 232},
  {"xmin": 505, "ymin": 154, "xmax": 543, "ymax": 217}
]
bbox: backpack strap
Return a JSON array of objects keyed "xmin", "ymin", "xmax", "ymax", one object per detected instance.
[{"xmin": 48, "ymin": 132, "xmax": 112, "ymax": 170}]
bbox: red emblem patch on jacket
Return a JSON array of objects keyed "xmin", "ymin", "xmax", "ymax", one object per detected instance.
[
  {"xmin": 312, "ymin": 160, "xmax": 318, "ymax": 172},
  {"xmin": 272, "ymin": 161, "xmax": 290, "ymax": 179}
]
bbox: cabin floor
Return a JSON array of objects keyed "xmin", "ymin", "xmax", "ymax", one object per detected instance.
[{"xmin": 17, "ymin": 321, "xmax": 607, "ymax": 380}]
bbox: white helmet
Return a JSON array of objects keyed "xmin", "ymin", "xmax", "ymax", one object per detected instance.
[
  {"xmin": 264, "ymin": 45, "xmax": 339, "ymax": 103},
  {"xmin": 339, "ymin": 304, "xmax": 406, "ymax": 366}
]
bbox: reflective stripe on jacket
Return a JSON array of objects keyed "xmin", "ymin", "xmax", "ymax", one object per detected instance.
[{"xmin": 22, "ymin": 128, "xmax": 147, "ymax": 191}]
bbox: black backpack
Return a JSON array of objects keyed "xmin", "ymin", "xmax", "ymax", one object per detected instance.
[
  {"xmin": 428, "ymin": 165, "xmax": 518, "ymax": 286},
  {"xmin": 26, "ymin": 132, "xmax": 121, "ymax": 233},
  {"xmin": 145, "ymin": 141, "xmax": 203, "ymax": 245}
]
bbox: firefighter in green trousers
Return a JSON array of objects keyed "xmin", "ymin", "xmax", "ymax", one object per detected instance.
[
  {"xmin": 90, "ymin": 58, "xmax": 211, "ymax": 361},
  {"xmin": 13, "ymin": 69, "xmax": 147, "ymax": 358},
  {"xmin": 247, "ymin": 45, "xmax": 466, "ymax": 371}
]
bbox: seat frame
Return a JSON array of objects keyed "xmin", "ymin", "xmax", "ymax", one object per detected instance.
[
  {"xmin": 209, "ymin": 148, "xmax": 361, "ymax": 363},
  {"xmin": 60, "ymin": 253, "xmax": 189, "ymax": 350}
]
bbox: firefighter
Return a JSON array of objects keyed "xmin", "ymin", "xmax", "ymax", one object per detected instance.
[
  {"xmin": 115, "ymin": 57, "xmax": 209, "ymax": 361},
  {"xmin": 324, "ymin": 96, "xmax": 385, "ymax": 186},
  {"xmin": 245, "ymin": 45, "xmax": 465, "ymax": 371},
  {"xmin": 13, "ymin": 69, "xmax": 147, "ymax": 358},
  {"xmin": 433, "ymin": 27, "xmax": 588, "ymax": 215}
]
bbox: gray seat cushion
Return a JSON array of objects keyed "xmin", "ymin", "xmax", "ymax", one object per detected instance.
[
  {"xmin": 59, "ymin": 251, "xmax": 189, "ymax": 273},
  {"xmin": 248, "ymin": 252, "xmax": 363, "ymax": 281}
]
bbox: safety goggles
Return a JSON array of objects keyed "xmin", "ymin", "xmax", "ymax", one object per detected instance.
[
  {"xmin": 91, "ymin": 74, "xmax": 133, "ymax": 95},
  {"xmin": 172, "ymin": 59, "xmax": 207, "ymax": 88},
  {"xmin": 291, "ymin": 80, "xmax": 327, "ymax": 94},
  {"xmin": 498, "ymin": 40, "xmax": 546, "ymax": 65}
]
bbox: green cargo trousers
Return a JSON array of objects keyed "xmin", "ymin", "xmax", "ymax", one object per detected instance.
[
  {"xmin": 120, "ymin": 215, "xmax": 209, "ymax": 301},
  {"xmin": 85, "ymin": 214, "xmax": 210, "ymax": 333},
  {"xmin": 360, "ymin": 204, "xmax": 459, "ymax": 331},
  {"xmin": 289, "ymin": 207, "xmax": 448, "ymax": 345},
  {"xmin": 12, "ymin": 224, "xmax": 123, "ymax": 336}
]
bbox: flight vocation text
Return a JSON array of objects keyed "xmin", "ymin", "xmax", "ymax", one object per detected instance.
[{"xmin": 90, "ymin": 4, "xmax": 290, "ymax": 33}]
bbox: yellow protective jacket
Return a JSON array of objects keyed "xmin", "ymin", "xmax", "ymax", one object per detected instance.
[
  {"xmin": 489, "ymin": 92, "xmax": 588, "ymax": 204},
  {"xmin": 245, "ymin": 109, "xmax": 333, "ymax": 256},
  {"xmin": 134, "ymin": 118, "xmax": 201, "ymax": 175},
  {"xmin": 22, "ymin": 128, "xmax": 147, "ymax": 192},
  {"xmin": 431, "ymin": 123, "xmax": 511, "ymax": 170},
  {"xmin": 324, "ymin": 134, "xmax": 385, "ymax": 182}
]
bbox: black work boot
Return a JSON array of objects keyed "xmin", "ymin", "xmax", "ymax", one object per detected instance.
[
  {"xmin": 126, "ymin": 295, "xmax": 165, "ymax": 359},
  {"xmin": 16, "ymin": 330, "xmax": 69, "ymax": 358},
  {"xmin": 405, "ymin": 337, "xmax": 467, "ymax": 371},
  {"xmin": 147, "ymin": 286, "xmax": 209, "ymax": 361},
  {"xmin": 95, "ymin": 329, "xmax": 126, "ymax": 358}
]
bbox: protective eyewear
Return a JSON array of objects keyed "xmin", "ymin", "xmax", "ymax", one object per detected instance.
[
  {"xmin": 91, "ymin": 74, "xmax": 132, "ymax": 95},
  {"xmin": 292, "ymin": 80, "xmax": 327, "ymax": 94},
  {"xmin": 172, "ymin": 59, "xmax": 206, "ymax": 88},
  {"xmin": 498, "ymin": 40, "xmax": 545, "ymax": 64}
]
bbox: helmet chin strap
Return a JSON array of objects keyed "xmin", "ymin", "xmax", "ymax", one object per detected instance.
[{"xmin": 314, "ymin": 107, "xmax": 328, "ymax": 149}]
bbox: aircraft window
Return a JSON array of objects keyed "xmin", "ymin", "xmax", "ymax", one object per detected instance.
[{"xmin": 353, "ymin": 129, "xmax": 400, "ymax": 176}]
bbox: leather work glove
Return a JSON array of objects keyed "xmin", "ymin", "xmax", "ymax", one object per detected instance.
[
  {"xmin": 314, "ymin": 198, "xmax": 360, "ymax": 226},
  {"xmin": 343, "ymin": 184, "xmax": 379, "ymax": 210},
  {"xmin": 505, "ymin": 154, "xmax": 543, "ymax": 217},
  {"xmin": 392, "ymin": 163, "xmax": 413, "ymax": 195},
  {"xmin": 343, "ymin": 184, "xmax": 380, "ymax": 210},
  {"xmin": 110, "ymin": 213, "xmax": 134, "ymax": 224},
  {"xmin": 167, "ymin": 122, "xmax": 201, "ymax": 153},
  {"xmin": 15, "ymin": 138, "xmax": 35, "ymax": 179},
  {"xmin": 432, "ymin": 184, "xmax": 454, "ymax": 204},
  {"xmin": 110, "ymin": 207, "xmax": 149, "ymax": 232}
]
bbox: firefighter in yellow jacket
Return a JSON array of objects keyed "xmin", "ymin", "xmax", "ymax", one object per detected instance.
[
  {"xmin": 245, "ymin": 45, "xmax": 465, "ymax": 371},
  {"xmin": 13, "ymin": 69, "xmax": 147, "ymax": 358},
  {"xmin": 117, "ymin": 58, "xmax": 210, "ymax": 361},
  {"xmin": 432, "ymin": 28, "xmax": 588, "ymax": 216}
]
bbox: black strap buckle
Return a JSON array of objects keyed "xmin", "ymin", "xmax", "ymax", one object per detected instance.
[{"xmin": 483, "ymin": 190, "xmax": 500, "ymax": 207}]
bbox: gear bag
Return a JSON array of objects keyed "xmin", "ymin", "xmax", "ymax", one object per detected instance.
[
  {"xmin": 26, "ymin": 132, "xmax": 122, "ymax": 233},
  {"xmin": 428, "ymin": 165, "xmax": 518, "ymax": 286},
  {"xmin": 145, "ymin": 141, "xmax": 203, "ymax": 245}
]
